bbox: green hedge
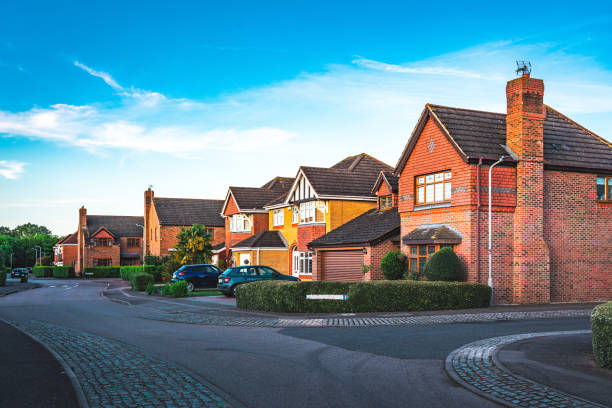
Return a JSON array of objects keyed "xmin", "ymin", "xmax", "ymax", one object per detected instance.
[
  {"xmin": 236, "ymin": 280, "xmax": 491, "ymax": 313},
  {"xmin": 130, "ymin": 272, "xmax": 154, "ymax": 291},
  {"xmin": 592, "ymin": 301, "xmax": 612, "ymax": 369},
  {"xmin": 83, "ymin": 266, "xmax": 121, "ymax": 278},
  {"xmin": 169, "ymin": 280, "xmax": 188, "ymax": 298},
  {"xmin": 0, "ymin": 269, "xmax": 6, "ymax": 286},
  {"xmin": 33, "ymin": 266, "xmax": 54, "ymax": 278},
  {"xmin": 120, "ymin": 266, "xmax": 162, "ymax": 283},
  {"xmin": 52, "ymin": 266, "xmax": 74, "ymax": 278}
]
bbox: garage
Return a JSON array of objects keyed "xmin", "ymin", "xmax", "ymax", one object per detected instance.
[{"xmin": 321, "ymin": 250, "xmax": 363, "ymax": 281}]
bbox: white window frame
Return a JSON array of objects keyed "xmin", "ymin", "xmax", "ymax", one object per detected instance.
[
  {"xmin": 298, "ymin": 251, "xmax": 313, "ymax": 275},
  {"xmin": 292, "ymin": 207, "xmax": 299, "ymax": 224},
  {"xmin": 273, "ymin": 209, "xmax": 284, "ymax": 227},
  {"xmin": 299, "ymin": 201, "xmax": 326, "ymax": 224},
  {"xmin": 230, "ymin": 214, "xmax": 251, "ymax": 233}
]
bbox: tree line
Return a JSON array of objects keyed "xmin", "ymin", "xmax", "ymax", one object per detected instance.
[{"xmin": 0, "ymin": 223, "xmax": 59, "ymax": 269}]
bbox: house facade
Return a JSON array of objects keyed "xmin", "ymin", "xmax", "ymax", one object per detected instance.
[
  {"xmin": 393, "ymin": 72, "xmax": 612, "ymax": 304},
  {"xmin": 75, "ymin": 207, "xmax": 144, "ymax": 276},
  {"xmin": 53, "ymin": 232, "xmax": 78, "ymax": 267},
  {"xmin": 144, "ymin": 189, "xmax": 225, "ymax": 262}
]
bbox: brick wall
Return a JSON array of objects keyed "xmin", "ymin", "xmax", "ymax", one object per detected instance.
[
  {"xmin": 363, "ymin": 239, "xmax": 399, "ymax": 280},
  {"xmin": 61, "ymin": 245, "xmax": 78, "ymax": 267},
  {"xmin": 297, "ymin": 224, "xmax": 326, "ymax": 251},
  {"xmin": 84, "ymin": 244, "xmax": 120, "ymax": 268},
  {"xmin": 252, "ymin": 213, "xmax": 269, "ymax": 234}
]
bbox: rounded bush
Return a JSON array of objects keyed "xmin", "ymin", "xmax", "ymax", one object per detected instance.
[
  {"xmin": 169, "ymin": 280, "xmax": 188, "ymax": 298},
  {"xmin": 423, "ymin": 247, "xmax": 463, "ymax": 281},
  {"xmin": 380, "ymin": 250, "xmax": 405, "ymax": 280},
  {"xmin": 592, "ymin": 301, "xmax": 612, "ymax": 368}
]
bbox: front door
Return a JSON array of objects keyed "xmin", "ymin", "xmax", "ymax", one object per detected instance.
[{"xmin": 292, "ymin": 248, "xmax": 300, "ymax": 277}]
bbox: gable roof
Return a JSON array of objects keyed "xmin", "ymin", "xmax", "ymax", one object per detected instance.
[
  {"xmin": 222, "ymin": 176, "xmax": 295, "ymax": 214},
  {"xmin": 153, "ymin": 197, "xmax": 224, "ymax": 227},
  {"xmin": 55, "ymin": 231, "xmax": 78, "ymax": 246},
  {"xmin": 85, "ymin": 215, "xmax": 144, "ymax": 240},
  {"xmin": 308, "ymin": 208, "xmax": 400, "ymax": 247},
  {"xmin": 286, "ymin": 153, "xmax": 393, "ymax": 202},
  {"xmin": 395, "ymin": 104, "xmax": 612, "ymax": 175},
  {"xmin": 231, "ymin": 230, "xmax": 288, "ymax": 249},
  {"xmin": 371, "ymin": 171, "xmax": 399, "ymax": 194}
]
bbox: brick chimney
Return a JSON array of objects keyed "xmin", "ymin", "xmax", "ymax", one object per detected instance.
[
  {"xmin": 506, "ymin": 72, "xmax": 550, "ymax": 303},
  {"xmin": 144, "ymin": 188, "xmax": 154, "ymax": 256}
]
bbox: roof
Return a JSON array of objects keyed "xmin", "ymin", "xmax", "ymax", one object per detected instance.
[
  {"xmin": 231, "ymin": 231, "xmax": 288, "ymax": 249},
  {"xmin": 153, "ymin": 197, "xmax": 224, "ymax": 227},
  {"xmin": 212, "ymin": 242, "xmax": 226, "ymax": 253},
  {"xmin": 296, "ymin": 153, "xmax": 393, "ymax": 199},
  {"xmin": 402, "ymin": 224, "xmax": 463, "ymax": 245},
  {"xmin": 225, "ymin": 176, "xmax": 295, "ymax": 213},
  {"xmin": 308, "ymin": 208, "xmax": 400, "ymax": 247},
  {"xmin": 260, "ymin": 176, "xmax": 295, "ymax": 191},
  {"xmin": 56, "ymin": 231, "xmax": 77, "ymax": 246},
  {"xmin": 371, "ymin": 171, "xmax": 399, "ymax": 194},
  {"xmin": 85, "ymin": 215, "xmax": 144, "ymax": 240},
  {"xmin": 395, "ymin": 104, "xmax": 612, "ymax": 174}
]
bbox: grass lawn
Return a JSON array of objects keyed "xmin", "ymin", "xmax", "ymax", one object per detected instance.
[{"xmin": 188, "ymin": 290, "xmax": 223, "ymax": 297}]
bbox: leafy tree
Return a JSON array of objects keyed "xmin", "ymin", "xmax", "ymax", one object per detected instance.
[
  {"xmin": 0, "ymin": 226, "xmax": 12, "ymax": 236},
  {"xmin": 173, "ymin": 224, "xmax": 212, "ymax": 265},
  {"xmin": 12, "ymin": 223, "xmax": 52, "ymax": 237}
]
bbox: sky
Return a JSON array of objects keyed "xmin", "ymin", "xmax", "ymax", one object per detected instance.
[{"xmin": 1, "ymin": 1, "xmax": 611, "ymax": 235}]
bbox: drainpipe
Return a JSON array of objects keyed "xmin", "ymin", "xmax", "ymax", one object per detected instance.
[
  {"xmin": 257, "ymin": 248, "xmax": 260, "ymax": 265},
  {"xmin": 476, "ymin": 157, "xmax": 483, "ymax": 283},
  {"xmin": 488, "ymin": 156, "xmax": 506, "ymax": 306}
]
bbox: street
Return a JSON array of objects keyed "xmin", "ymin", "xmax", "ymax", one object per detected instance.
[{"xmin": 0, "ymin": 278, "xmax": 594, "ymax": 408}]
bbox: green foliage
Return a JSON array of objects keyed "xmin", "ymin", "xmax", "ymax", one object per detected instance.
[
  {"xmin": 162, "ymin": 257, "xmax": 182, "ymax": 282},
  {"xmin": 361, "ymin": 264, "xmax": 371, "ymax": 274},
  {"xmin": 0, "ymin": 268, "xmax": 6, "ymax": 286},
  {"xmin": 169, "ymin": 280, "xmax": 188, "ymax": 298},
  {"xmin": 159, "ymin": 284, "xmax": 171, "ymax": 296},
  {"xmin": 52, "ymin": 266, "xmax": 74, "ymax": 278},
  {"xmin": 0, "ymin": 230, "xmax": 58, "ymax": 268},
  {"xmin": 592, "ymin": 301, "xmax": 612, "ymax": 369},
  {"xmin": 217, "ymin": 256, "xmax": 227, "ymax": 271},
  {"xmin": 380, "ymin": 250, "xmax": 405, "ymax": 280},
  {"xmin": 237, "ymin": 280, "xmax": 491, "ymax": 313},
  {"xmin": 8, "ymin": 223, "xmax": 52, "ymax": 238},
  {"xmin": 173, "ymin": 224, "xmax": 212, "ymax": 265},
  {"xmin": 130, "ymin": 272, "xmax": 154, "ymax": 291},
  {"xmin": 83, "ymin": 266, "xmax": 121, "ymax": 278},
  {"xmin": 424, "ymin": 247, "xmax": 463, "ymax": 281},
  {"xmin": 120, "ymin": 265, "xmax": 162, "ymax": 282},
  {"xmin": 145, "ymin": 283, "xmax": 157, "ymax": 295},
  {"xmin": 33, "ymin": 266, "xmax": 54, "ymax": 278},
  {"xmin": 144, "ymin": 255, "xmax": 164, "ymax": 266}
]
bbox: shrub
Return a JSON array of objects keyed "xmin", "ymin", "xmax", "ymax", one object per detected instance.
[
  {"xmin": 52, "ymin": 266, "xmax": 74, "ymax": 278},
  {"xmin": 145, "ymin": 283, "xmax": 157, "ymax": 295},
  {"xmin": 237, "ymin": 280, "xmax": 491, "ymax": 313},
  {"xmin": 83, "ymin": 266, "xmax": 121, "ymax": 278},
  {"xmin": 380, "ymin": 250, "xmax": 405, "ymax": 280},
  {"xmin": 160, "ymin": 284, "xmax": 171, "ymax": 296},
  {"xmin": 169, "ymin": 280, "xmax": 188, "ymax": 298},
  {"xmin": 0, "ymin": 269, "xmax": 6, "ymax": 286},
  {"xmin": 424, "ymin": 247, "xmax": 463, "ymax": 281},
  {"xmin": 120, "ymin": 265, "xmax": 162, "ymax": 282},
  {"xmin": 33, "ymin": 266, "xmax": 54, "ymax": 278},
  {"xmin": 592, "ymin": 301, "xmax": 612, "ymax": 369},
  {"xmin": 130, "ymin": 272, "xmax": 154, "ymax": 291},
  {"xmin": 162, "ymin": 257, "xmax": 182, "ymax": 282},
  {"xmin": 144, "ymin": 255, "xmax": 164, "ymax": 266}
]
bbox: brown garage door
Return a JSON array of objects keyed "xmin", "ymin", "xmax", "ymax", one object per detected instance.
[{"xmin": 322, "ymin": 250, "xmax": 363, "ymax": 281}]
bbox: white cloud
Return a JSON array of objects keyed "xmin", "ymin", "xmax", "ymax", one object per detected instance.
[
  {"xmin": 0, "ymin": 160, "xmax": 27, "ymax": 179},
  {"xmin": 352, "ymin": 57, "xmax": 482, "ymax": 78},
  {"xmin": 74, "ymin": 61, "xmax": 124, "ymax": 90}
]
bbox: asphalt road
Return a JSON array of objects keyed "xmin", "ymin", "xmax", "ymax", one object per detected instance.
[{"xmin": 0, "ymin": 278, "xmax": 593, "ymax": 408}]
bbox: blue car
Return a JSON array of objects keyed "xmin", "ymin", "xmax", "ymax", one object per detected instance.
[
  {"xmin": 171, "ymin": 264, "xmax": 223, "ymax": 292},
  {"xmin": 217, "ymin": 265, "xmax": 299, "ymax": 297}
]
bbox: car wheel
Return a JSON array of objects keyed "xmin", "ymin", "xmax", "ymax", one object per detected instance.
[{"xmin": 187, "ymin": 282, "xmax": 194, "ymax": 292}]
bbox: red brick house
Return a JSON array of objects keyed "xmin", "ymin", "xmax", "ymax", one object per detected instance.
[
  {"xmin": 53, "ymin": 232, "xmax": 78, "ymax": 267},
  {"xmin": 394, "ymin": 72, "xmax": 612, "ymax": 304},
  {"xmin": 75, "ymin": 207, "xmax": 144, "ymax": 276},
  {"xmin": 143, "ymin": 189, "xmax": 225, "ymax": 263}
]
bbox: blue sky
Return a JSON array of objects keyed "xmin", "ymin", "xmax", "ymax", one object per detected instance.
[{"xmin": 1, "ymin": 1, "xmax": 611, "ymax": 235}]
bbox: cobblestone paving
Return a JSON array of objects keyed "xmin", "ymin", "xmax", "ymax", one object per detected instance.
[
  {"xmin": 138, "ymin": 308, "xmax": 591, "ymax": 328},
  {"xmin": 8, "ymin": 320, "xmax": 234, "ymax": 408},
  {"xmin": 445, "ymin": 330, "xmax": 605, "ymax": 408}
]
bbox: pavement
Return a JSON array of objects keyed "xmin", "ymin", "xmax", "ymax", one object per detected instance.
[{"xmin": 0, "ymin": 276, "xmax": 41, "ymax": 296}]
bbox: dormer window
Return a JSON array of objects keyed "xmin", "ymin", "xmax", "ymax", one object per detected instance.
[
  {"xmin": 379, "ymin": 195, "xmax": 393, "ymax": 210},
  {"xmin": 597, "ymin": 176, "xmax": 612, "ymax": 201},
  {"xmin": 416, "ymin": 171, "xmax": 451, "ymax": 205}
]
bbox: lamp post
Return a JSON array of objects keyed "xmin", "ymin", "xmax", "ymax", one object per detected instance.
[
  {"xmin": 10, "ymin": 253, "xmax": 13, "ymax": 269},
  {"xmin": 135, "ymin": 224, "xmax": 145, "ymax": 272},
  {"xmin": 488, "ymin": 156, "xmax": 506, "ymax": 307},
  {"xmin": 35, "ymin": 246, "xmax": 42, "ymax": 266}
]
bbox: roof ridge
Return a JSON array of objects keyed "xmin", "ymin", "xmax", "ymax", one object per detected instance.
[
  {"xmin": 88, "ymin": 214, "xmax": 143, "ymax": 218},
  {"xmin": 427, "ymin": 103, "xmax": 505, "ymax": 116},
  {"xmin": 155, "ymin": 197, "xmax": 223, "ymax": 202},
  {"xmin": 545, "ymin": 105, "xmax": 612, "ymax": 149}
]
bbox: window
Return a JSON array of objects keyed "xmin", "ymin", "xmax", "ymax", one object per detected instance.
[
  {"xmin": 230, "ymin": 214, "xmax": 250, "ymax": 233},
  {"xmin": 416, "ymin": 171, "xmax": 451, "ymax": 205},
  {"xmin": 258, "ymin": 266, "xmax": 277, "ymax": 277},
  {"xmin": 299, "ymin": 251, "xmax": 313, "ymax": 275},
  {"xmin": 597, "ymin": 176, "xmax": 612, "ymax": 201},
  {"xmin": 93, "ymin": 258, "xmax": 112, "ymax": 266},
  {"xmin": 206, "ymin": 228, "xmax": 214, "ymax": 238},
  {"xmin": 407, "ymin": 245, "xmax": 452, "ymax": 276},
  {"xmin": 93, "ymin": 238, "xmax": 112, "ymax": 247},
  {"xmin": 292, "ymin": 207, "xmax": 299, "ymax": 224},
  {"xmin": 300, "ymin": 201, "xmax": 325, "ymax": 224},
  {"xmin": 127, "ymin": 238, "xmax": 140, "ymax": 247},
  {"xmin": 379, "ymin": 195, "xmax": 393, "ymax": 210},
  {"xmin": 273, "ymin": 209, "xmax": 284, "ymax": 227}
]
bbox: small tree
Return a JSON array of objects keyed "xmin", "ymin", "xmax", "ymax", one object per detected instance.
[
  {"xmin": 173, "ymin": 224, "xmax": 213, "ymax": 265},
  {"xmin": 380, "ymin": 250, "xmax": 405, "ymax": 280},
  {"xmin": 423, "ymin": 247, "xmax": 463, "ymax": 281}
]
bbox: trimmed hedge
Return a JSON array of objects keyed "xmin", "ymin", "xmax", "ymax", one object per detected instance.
[
  {"xmin": 120, "ymin": 266, "xmax": 162, "ymax": 283},
  {"xmin": 592, "ymin": 301, "xmax": 612, "ymax": 369},
  {"xmin": 33, "ymin": 266, "xmax": 54, "ymax": 278},
  {"xmin": 169, "ymin": 280, "xmax": 188, "ymax": 298},
  {"xmin": 0, "ymin": 269, "xmax": 6, "ymax": 286},
  {"xmin": 52, "ymin": 266, "xmax": 74, "ymax": 278},
  {"xmin": 130, "ymin": 272, "xmax": 154, "ymax": 291},
  {"xmin": 83, "ymin": 266, "xmax": 120, "ymax": 278},
  {"xmin": 237, "ymin": 280, "xmax": 491, "ymax": 313}
]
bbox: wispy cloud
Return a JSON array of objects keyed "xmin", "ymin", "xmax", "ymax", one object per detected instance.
[
  {"xmin": 0, "ymin": 160, "xmax": 27, "ymax": 179},
  {"xmin": 74, "ymin": 60, "xmax": 123, "ymax": 90},
  {"xmin": 352, "ymin": 57, "xmax": 482, "ymax": 78}
]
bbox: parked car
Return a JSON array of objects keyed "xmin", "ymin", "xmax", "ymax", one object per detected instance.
[
  {"xmin": 171, "ymin": 264, "xmax": 223, "ymax": 292},
  {"xmin": 11, "ymin": 268, "xmax": 28, "ymax": 279},
  {"xmin": 217, "ymin": 265, "xmax": 299, "ymax": 297}
]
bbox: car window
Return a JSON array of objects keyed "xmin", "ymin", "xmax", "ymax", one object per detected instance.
[
  {"xmin": 191, "ymin": 266, "xmax": 206, "ymax": 273},
  {"xmin": 258, "ymin": 267, "xmax": 276, "ymax": 277},
  {"xmin": 235, "ymin": 267, "xmax": 249, "ymax": 277},
  {"xmin": 247, "ymin": 267, "xmax": 258, "ymax": 277}
]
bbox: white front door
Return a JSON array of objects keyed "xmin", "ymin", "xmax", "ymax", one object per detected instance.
[
  {"xmin": 241, "ymin": 253, "xmax": 251, "ymax": 265},
  {"xmin": 292, "ymin": 248, "xmax": 300, "ymax": 277}
]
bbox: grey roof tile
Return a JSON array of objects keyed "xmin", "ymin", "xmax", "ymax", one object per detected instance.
[{"xmin": 153, "ymin": 197, "xmax": 224, "ymax": 227}]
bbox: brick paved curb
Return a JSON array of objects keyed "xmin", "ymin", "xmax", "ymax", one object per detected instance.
[
  {"xmin": 445, "ymin": 330, "xmax": 607, "ymax": 408},
  {"xmin": 5, "ymin": 319, "xmax": 240, "ymax": 408}
]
